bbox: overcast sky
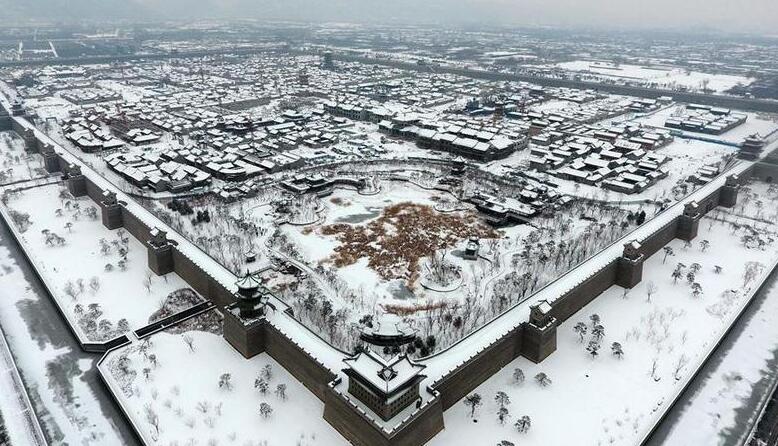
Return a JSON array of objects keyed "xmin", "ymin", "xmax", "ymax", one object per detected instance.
[{"xmin": 3, "ymin": 0, "xmax": 778, "ymax": 35}]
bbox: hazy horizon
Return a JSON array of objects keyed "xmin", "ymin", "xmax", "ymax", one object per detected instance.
[{"xmin": 1, "ymin": 0, "xmax": 777, "ymax": 36}]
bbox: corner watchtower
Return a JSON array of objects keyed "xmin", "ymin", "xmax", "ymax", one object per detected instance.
[{"xmin": 342, "ymin": 350, "xmax": 426, "ymax": 421}]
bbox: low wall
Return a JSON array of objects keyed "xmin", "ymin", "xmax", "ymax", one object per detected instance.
[{"xmin": 133, "ymin": 301, "xmax": 213, "ymax": 339}]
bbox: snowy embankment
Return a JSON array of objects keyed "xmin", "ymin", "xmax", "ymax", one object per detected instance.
[
  {"xmin": 0, "ymin": 324, "xmax": 47, "ymax": 446},
  {"xmin": 1, "ymin": 183, "xmax": 194, "ymax": 343},
  {"xmin": 99, "ymin": 330, "xmax": 347, "ymax": 446},
  {"xmin": 429, "ymin": 181, "xmax": 778, "ymax": 446}
]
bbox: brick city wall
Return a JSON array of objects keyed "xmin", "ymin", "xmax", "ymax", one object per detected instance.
[
  {"xmin": 638, "ymin": 219, "xmax": 679, "ymax": 258},
  {"xmin": 432, "ymin": 325, "xmax": 524, "ymax": 410},
  {"xmin": 323, "ymin": 385, "xmax": 445, "ymax": 446},
  {"xmin": 264, "ymin": 322, "xmax": 337, "ymax": 401},
  {"xmin": 752, "ymin": 162, "xmax": 778, "ymax": 182},
  {"xmin": 549, "ymin": 260, "xmax": 618, "ymax": 323}
]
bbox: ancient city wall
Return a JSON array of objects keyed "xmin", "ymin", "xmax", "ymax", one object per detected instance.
[
  {"xmin": 324, "ymin": 384, "xmax": 445, "ymax": 446},
  {"xmin": 752, "ymin": 161, "xmax": 778, "ymax": 182},
  {"xmin": 432, "ymin": 325, "xmax": 524, "ymax": 410},
  {"xmin": 264, "ymin": 321, "xmax": 338, "ymax": 401},
  {"xmin": 637, "ymin": 219, "xmax": 679, "ymax": 258}
]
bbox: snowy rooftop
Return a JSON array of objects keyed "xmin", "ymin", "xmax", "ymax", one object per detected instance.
[{"xmin": 343, "ymin": 350, "xmax": 426, "ymax": 396}]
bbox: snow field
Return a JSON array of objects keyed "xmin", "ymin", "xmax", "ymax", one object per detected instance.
[
  {"xmin": 2, "ymin": 183, "xmax": 194, "ymax": 341},
  {"xmin": 101, "ymin": 330, "xmax": 347, "ymax": 446}
]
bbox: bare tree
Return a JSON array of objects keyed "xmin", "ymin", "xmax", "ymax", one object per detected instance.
[
  {"xmin": 182, "ymin": 334, "xmax": 195, "ymax": 353},
  {"xmin": 259, "ymin": 402, "xmax": 273, "ymax": 419},
  {"xmin": 275, "ymin": 383, "xmax": 287, "ymax": 400},
  {"xmin": 144, "ymin": 403, "xmax": 160, "ymax": 435},
  {"xmin": 218, "ymin": 373, "xmax": 232, "ymax": 390},
  {"xmin": 255, "ymin": 377, "xmax": 269, "ymax": 394},
  {"xmin": 646, "ymin": 281, "xmax": 657, "ymax": 302},
  {"xmin": 464, "ymin": 393, "xmax": 482, "ymax": 418},
  {"xmin": 673, "ymin": 354, "xmax": 689, "ymax": 380},
  {"xmin": 611, "ymin": 342, "xmax": 624, "ymax": 359},
  {"xmin": 573, "ymin": 322, "xmax": 587, "ymax": 342},
  {"xmin": 662, "ymin": 246, "xmax": 674, "ymax": 264},
  {"xmin": 650, "ymin": 358, "xmax": 660, "ymax": 382},
  {"xmin": 512, "ymin": 368, "xmax": 525, "ymax": 385},
  {"xmin": 535, "ymin": 372, "xmax": 552, "ymax": 387}
]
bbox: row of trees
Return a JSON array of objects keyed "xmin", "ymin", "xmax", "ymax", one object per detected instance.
[{"xmin": 463, "ymin": 390, "xmax": 534, "ymax": 434}]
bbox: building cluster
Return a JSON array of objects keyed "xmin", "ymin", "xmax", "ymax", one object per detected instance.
[
  {"xmin": 60, "ymin": 87, "xmax": 122, "ymax": 105},
  {"xmin": 530, "ymin": 124, "xmax": 673, "ymax": 194},
  {"xmin": 10, "ymin": 66, "xmax": 91, "ymax": 99},
  {"xmin": 104, "ymin": 151, "xmax": 212, "ymax": 192},
  {"xmin": 466, "ymin": 184, "xmax": 562, "ymax": 224},
  {"xmin": 664, "ymin": 104, "xmax": 747, "ymax": 135},
  {"xmin": 61, "ymin": 114, "xmax": 125, "ymax": 153}
]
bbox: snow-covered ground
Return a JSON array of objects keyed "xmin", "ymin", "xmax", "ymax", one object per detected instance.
[
  {"xmin": 657, "ymin": 269, "xmax": 778, "ymax": 445},
  {"xmin": 100, "ymin": 329, "xmax": 346, "ymax": 445},
  {"xmin": 553, "ymin": 61, "xmax": 754, "ymax": 93},
  {"xmin": 0, "ymin": 132, "xmax": 47, "ymax": 184},
  {"xmin": 273, "ymin": 179, "xmax": 641, "ymax": 354},
  {"xmin": 2, "ymin": 183, "xmax": 195, "ymax": 341},
  {"xmin": 428, "ymin": 180, "xmax": 778, "ymax": 446}
]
